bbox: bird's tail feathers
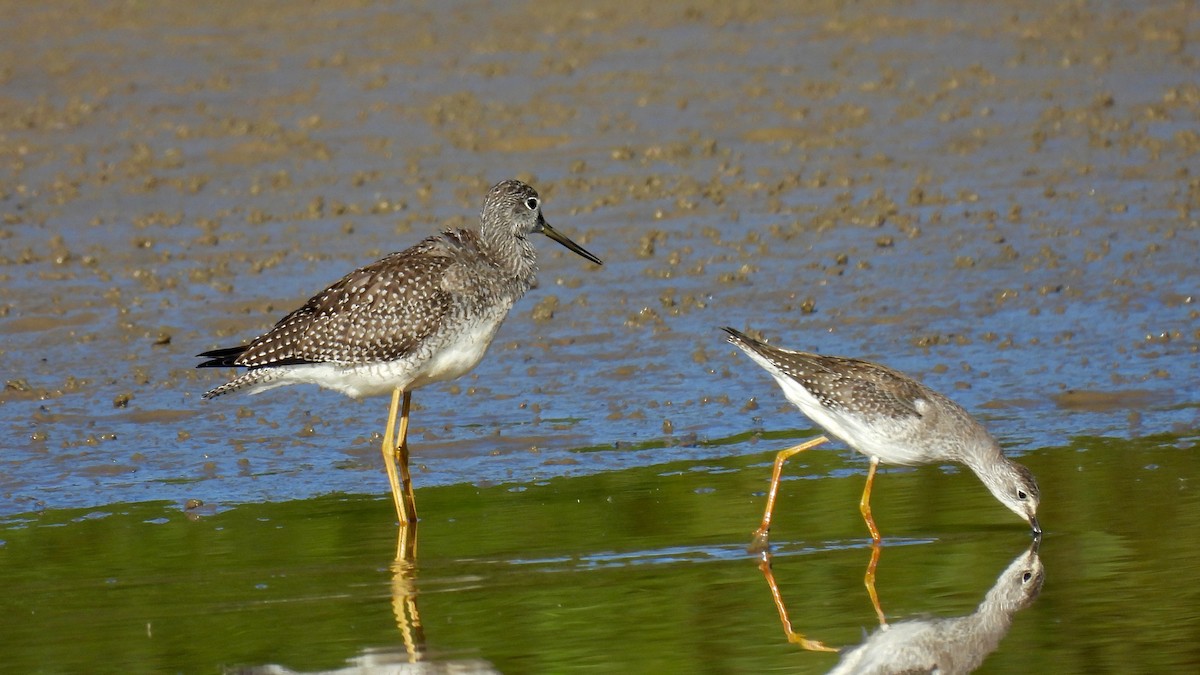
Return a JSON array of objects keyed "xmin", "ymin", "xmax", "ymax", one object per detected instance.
[
  {"xmin": 201, "ymin": 369, "xmax": 279, "ymax": 399},
  {"xmin": 196, "ymin": 345, "xmax": 248, "ymax": 368}
]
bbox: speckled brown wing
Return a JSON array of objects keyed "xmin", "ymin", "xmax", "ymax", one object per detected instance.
[
  {"xmin": 725, "ymin": 327, "xmax": 932, "ymax": 422},
  {"xmin": 767, "ymin": 349, "xmax": 929, "ymax": 421},
  {"xmin": 235, "ymin": 240, "xmax": 457, "ymax": 367}
]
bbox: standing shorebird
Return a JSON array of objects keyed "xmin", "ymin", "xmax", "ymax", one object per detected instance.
[
  {"xmin": 723, "ymin": 327, "xmax": 1040, "ymax": 551},
  {"xmin": 197, "ymin": 179, "xmax": 602, "ymax": 524}
]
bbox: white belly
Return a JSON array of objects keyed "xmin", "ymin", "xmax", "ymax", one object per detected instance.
[{"xmin": 406, "ymin": 317, "xmax": 503, "ymax": 390}]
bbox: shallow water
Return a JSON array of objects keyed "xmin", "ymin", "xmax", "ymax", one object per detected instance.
[
  {"xmin": 3, "ymin": 434, "xmax": 1199, "ymax": 672},
  {"xmin": 1, "ymin": 0, "xmax": 1199, "ymax": 672}
]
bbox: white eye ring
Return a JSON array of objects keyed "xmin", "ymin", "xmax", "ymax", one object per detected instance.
[{"xmin": 524, "ymin": 196, "xmax": 539, "ymax": 211}]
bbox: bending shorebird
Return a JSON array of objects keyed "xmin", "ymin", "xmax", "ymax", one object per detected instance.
[
  {"xmin": 723, "ymin": 327, "xmax": 1040, "ymax": 550},
  {"xmin": 198, "ymin": 180, "xmax": 602, "ymax": 524}
]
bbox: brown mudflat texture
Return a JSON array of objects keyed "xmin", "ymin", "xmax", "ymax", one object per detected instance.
[{"xmin": 0, "ymin": 0, "xmax": 1197, "ymax": 513}]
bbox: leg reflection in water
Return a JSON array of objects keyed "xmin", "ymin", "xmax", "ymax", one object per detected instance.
[
  {"xmin": 384, "ymin": 524, "xmax": 500, "ymax": 673},
  {"xmin": 391, "ymin": 522, "xmax": 424, "ymax": 663},
  {"xmin": 758, "ymin": 552, "xmax": 839, "ymax": 653}
]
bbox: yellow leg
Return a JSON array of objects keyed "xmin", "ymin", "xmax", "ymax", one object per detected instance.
[
  {"xmin": 394, "ymin": 390, "xmax": 417, "ymax": 524},
  {"xmin": 396, "ymin": 517, "xmax": 419, "ymax": 563},
  {"xmin": 859, "ymin": 457, "xmax": 881, "ymax": 543},
  {"xmin": 381, "ymin": 388, "xmax": 408, "ymax": 524},
  {"xmin": 863, "ymin": 542, "xmax": 887, "ymax": 627},
  {"xmin": 749, "ymin": 435, "xmax": 830, "ymax": 553},
  {"xmin": 758, "ymin": 555, "xmax": 838, "ymax": 652}
]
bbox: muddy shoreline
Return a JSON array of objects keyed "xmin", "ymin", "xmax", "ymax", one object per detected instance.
[{"xmin": 1, "ymin": 0, "xmax": 1198, "ymax": 515}]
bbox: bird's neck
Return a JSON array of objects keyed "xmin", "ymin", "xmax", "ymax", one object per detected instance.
[
  {"xmin": 961, "ymin": 440, "xmax": 1015, "ymax": 501},
  {"xmin": 477, "ymin": 227, "xmax": 538, "ymax": 287},
  {"xmin": 961, "ymin": 438, "xmax": 1005, "ymax": 476}
]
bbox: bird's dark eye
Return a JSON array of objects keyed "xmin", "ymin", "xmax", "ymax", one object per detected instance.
[
  {"xmin": 1018, "ymin": 490, "xmax": 1028, "ymax": 500},
  {"xmin": 1022, "ymin": 572, "xmax": 1032, "ymax": 582},
  {"xmin": 524, "ymin": 197, "xmax": 539, "ymax": 211}
]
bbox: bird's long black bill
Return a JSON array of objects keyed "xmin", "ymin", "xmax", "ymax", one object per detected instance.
[
  {"xmin": 542, "ymin": 222, "xmax": 602, "ymax": 265},
  {"xmin": 1029, "ymin": 516, "xmax": 1042, "ymax": 536}
]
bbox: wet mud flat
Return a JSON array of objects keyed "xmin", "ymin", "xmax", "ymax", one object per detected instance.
[{"xmin": 1, "ymin": 0, "xmax": 1196, "ymax": 514}]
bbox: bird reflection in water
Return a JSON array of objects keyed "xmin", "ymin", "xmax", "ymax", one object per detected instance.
[{"xmin": 760, "ymin": 539, "xmax": 1044, "ymax": 674}]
